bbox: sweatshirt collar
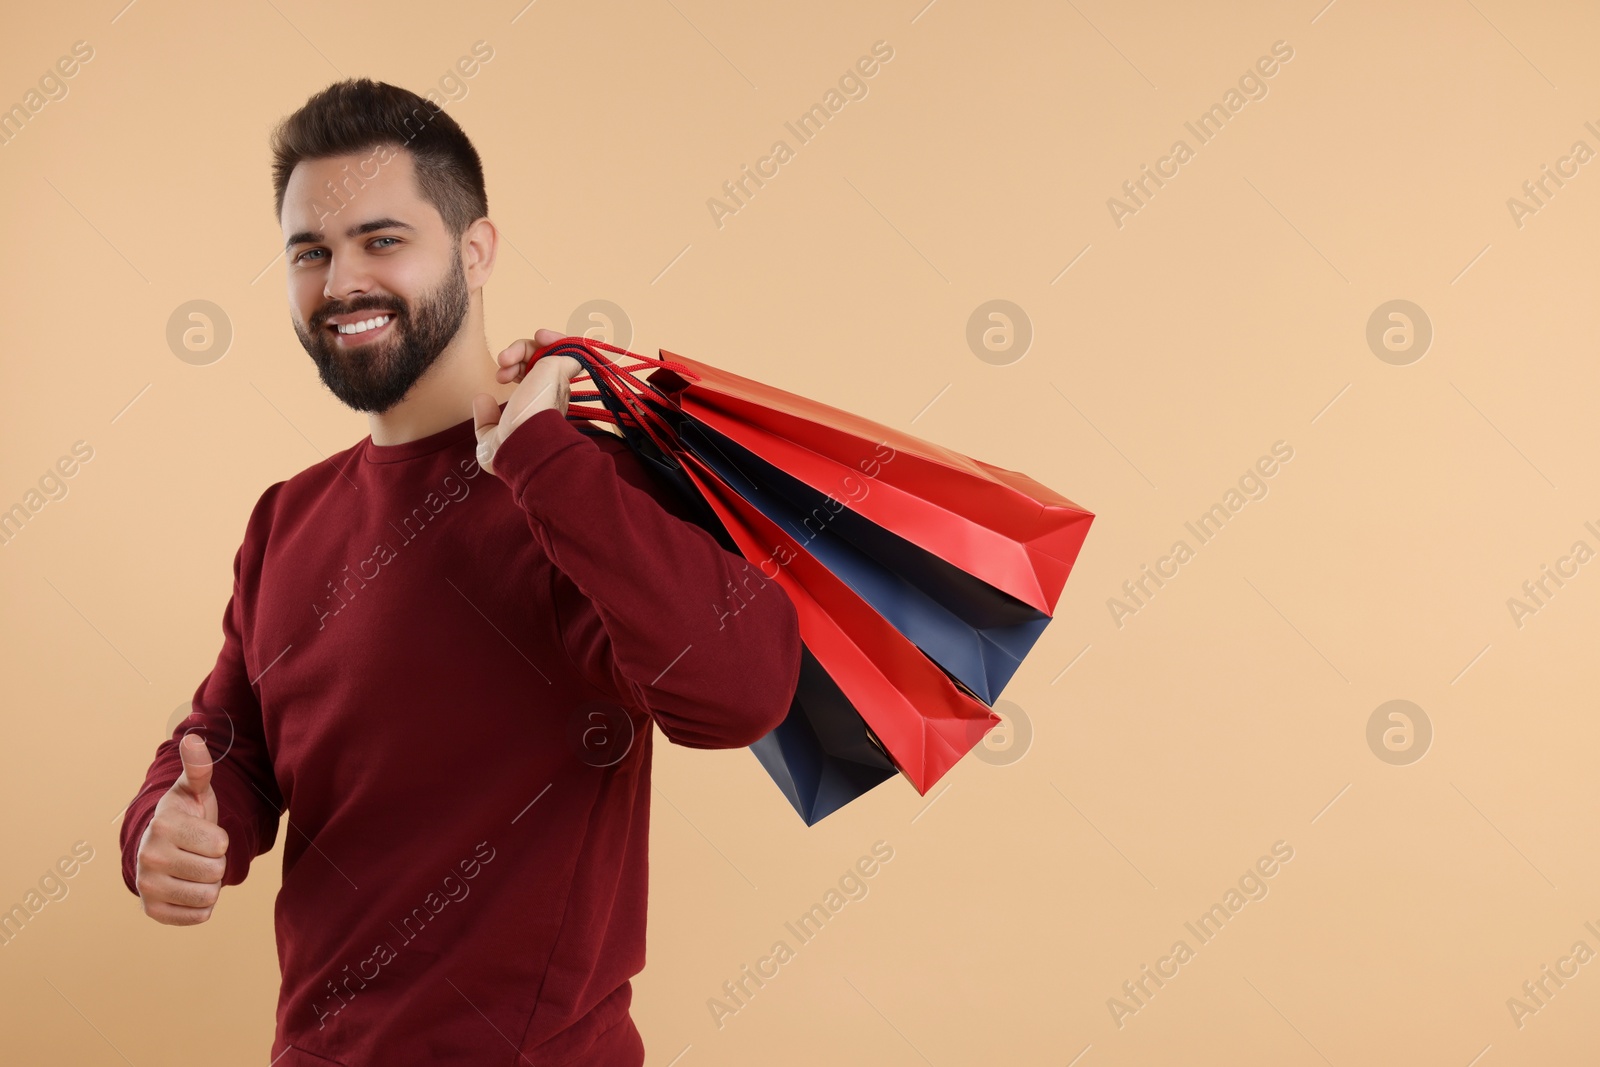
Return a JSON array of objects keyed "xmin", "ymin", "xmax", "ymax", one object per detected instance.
[{"xmin": 361, "ymin": 410, "xmax": 489, "ymax": 464}]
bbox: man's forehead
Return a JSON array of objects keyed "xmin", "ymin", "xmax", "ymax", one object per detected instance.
[{"xmin": 280, "ymin": 150, "xmax": 420, "ymax": 234}]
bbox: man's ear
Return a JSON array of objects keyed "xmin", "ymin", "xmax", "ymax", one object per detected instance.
[{"xmin": 463, "ymin": 216, "xmax": 497, "ymax": 287}]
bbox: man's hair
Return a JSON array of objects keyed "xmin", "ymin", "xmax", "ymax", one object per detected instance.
[{"xmin": 269, "ymin": 77, "xmax": 487, "ymax": 239}]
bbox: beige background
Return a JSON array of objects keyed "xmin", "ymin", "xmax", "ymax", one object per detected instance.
[{"xmin": 3, "ymin": 0, "xmax": 1597, "ymax": 1062}]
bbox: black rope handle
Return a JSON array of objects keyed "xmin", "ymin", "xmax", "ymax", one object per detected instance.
[{"xmin": 536, "ymin": 338, "xmax": 684, "ymax": 472}]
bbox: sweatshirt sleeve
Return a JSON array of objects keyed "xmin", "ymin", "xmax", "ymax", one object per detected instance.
[
  {"xmin": 491, "ymin": 406, "xmax": 802, "ymax": 749},
  {"xmin": 118, "ymin": 486, "xmax": 286, "ymax": 897}
]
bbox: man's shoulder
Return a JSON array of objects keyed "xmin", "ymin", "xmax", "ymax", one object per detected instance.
[
  {"xmin": 273, "ymin": 434, "xmax": 369, "ymax": 502},
  {"xmin": 238, "ymin": 437, "xmax": 366, "ymax": 550}
]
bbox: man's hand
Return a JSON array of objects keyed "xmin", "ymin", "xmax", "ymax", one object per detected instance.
[
  {"xmin": 473, "ymin": 328, "xmax": 587, "ymax": 478},
  {"xmin": 135, "ymin": 734, "xmax": 229, "ymax": 926}
]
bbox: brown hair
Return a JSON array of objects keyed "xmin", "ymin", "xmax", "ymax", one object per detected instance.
[{"xmin": 268, "ymin": 77, "xmax": 487, "ymax": 238}]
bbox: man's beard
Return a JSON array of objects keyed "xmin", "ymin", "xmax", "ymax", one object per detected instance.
[{"xmin": 294, "ymin": 248, "xmax": 471, "ymax": 415}]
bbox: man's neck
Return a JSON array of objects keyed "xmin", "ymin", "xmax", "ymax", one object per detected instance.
[{"xmin": 367, "ymin": 333, "xmax": 514, "ymax": 446}]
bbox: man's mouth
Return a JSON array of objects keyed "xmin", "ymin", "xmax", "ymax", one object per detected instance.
[{"xmin": 327, "ymin": 313, "xmax": 395, "ymax": 345}]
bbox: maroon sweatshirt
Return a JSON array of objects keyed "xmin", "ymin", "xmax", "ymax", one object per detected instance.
[{"xmin": 117, "ymin": 404, "xmax": 802, "ymax": 1065}]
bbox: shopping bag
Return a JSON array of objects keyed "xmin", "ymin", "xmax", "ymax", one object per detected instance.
[
  {"xmin": 550, "ymin": 352, "xmax": 910, "ymax": 821},
  {"xmin": 674, "ymin": 416, "xmax": 1050, "ymax": 703},
  {"xmin": 666, "ymin": 436, "xmax": 1002, "ymax": 796},
  {"xmin": 750, "ymin": 645, "xmax": 899, "ymax": 824},
  {"xmin": 642, "ymin": 349, "xmax": 1093, "ymax": 621},
  {"xmin": 533, "ymin": 336, "xmax": 1092, "ymax": 812}
]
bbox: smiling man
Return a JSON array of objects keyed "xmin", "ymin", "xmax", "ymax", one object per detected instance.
[{"xmin": 116, "ymin": 77, "xmax": 802, "ymax": 1066}]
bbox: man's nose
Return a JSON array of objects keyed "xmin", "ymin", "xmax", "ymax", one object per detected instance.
[{"xmin": 323, "ymin": 254, "xmax": 375, "ymax": 303}]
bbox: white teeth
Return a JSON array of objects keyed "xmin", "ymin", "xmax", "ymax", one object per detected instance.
[{"xmin": 336, "ymin": 314, "xmax": 392, "ymax": 335}]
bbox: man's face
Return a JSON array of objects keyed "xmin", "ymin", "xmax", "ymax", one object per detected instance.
[{"xmin": 281, "ymin": 148, "xmax": 470, "ymax": 414}]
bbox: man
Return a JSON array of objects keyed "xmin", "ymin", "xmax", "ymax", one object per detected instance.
[{"xmin": 117, "ymin": 77, "xmax": 802, "ymax": 1065}]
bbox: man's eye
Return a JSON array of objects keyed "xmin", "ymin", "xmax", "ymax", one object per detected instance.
[{"xmin": 292, "ymin": 237, "xmax": 398, "ymax": 265}]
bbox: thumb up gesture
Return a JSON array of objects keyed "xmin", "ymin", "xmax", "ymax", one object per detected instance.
[{"xmin": 135, "ymin": 734, "xmax": 229, "ymax": 926}]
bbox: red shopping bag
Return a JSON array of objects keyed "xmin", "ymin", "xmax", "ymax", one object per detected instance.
[
  {"xmin": 670, "ymin": 443, "xmax": 1000, "ymax": 794},
  {"xmin": 642, "ymin": 350, "xmax": 1093, "ymax": 617}
]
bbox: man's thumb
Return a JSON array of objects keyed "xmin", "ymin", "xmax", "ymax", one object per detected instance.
[
  {"xmin": 177, "ymin": 734, "xmax": 214, "ymax": 798},
  {"xmin": 471, "ymin": 394, "xmax": 505, "ymax": 475}
]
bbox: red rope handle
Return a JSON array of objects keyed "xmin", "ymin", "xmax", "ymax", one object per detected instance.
[
  {"xmin": 529, "ymin": 336, "xmax": 693, "ymax": 460},
  {"xmin": 573, "ymin": 338, "xmax": 702, "ymax": 382}
]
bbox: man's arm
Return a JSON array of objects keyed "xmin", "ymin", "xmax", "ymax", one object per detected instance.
[
  {"xmin": 118, "ymin": 488, "xmax": 286, "ymax": 902},
  {"xmin": 491, "ymin": 407, "xmax": 802, "ymax": 749}
]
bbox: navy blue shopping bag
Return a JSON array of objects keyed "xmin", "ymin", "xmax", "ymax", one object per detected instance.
[
  {"xmin": 750, "ymin": 646, "xmax": 900, "ymax": 824},
  {"xmin": 674, "ymin": 418, "xmax": 1051, "ymax": 704}
]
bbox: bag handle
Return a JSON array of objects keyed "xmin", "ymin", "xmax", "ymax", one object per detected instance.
[{"xmin": 526, "ymin": 336, "xmax": 693, "ymax": 468}]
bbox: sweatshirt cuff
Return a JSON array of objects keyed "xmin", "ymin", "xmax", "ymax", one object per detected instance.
[
  {"xmin": 491, "ymin": 407, "xmax": 594, "ymax": 511},
  {"xmin": 118, "ymin": 792, "xmax": 161, "ymax": 896}
]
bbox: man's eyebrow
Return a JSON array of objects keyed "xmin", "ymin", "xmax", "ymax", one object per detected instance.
[{"xmin": 284, "ymin": 217, "xmax": 418, "ymax": 254}]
